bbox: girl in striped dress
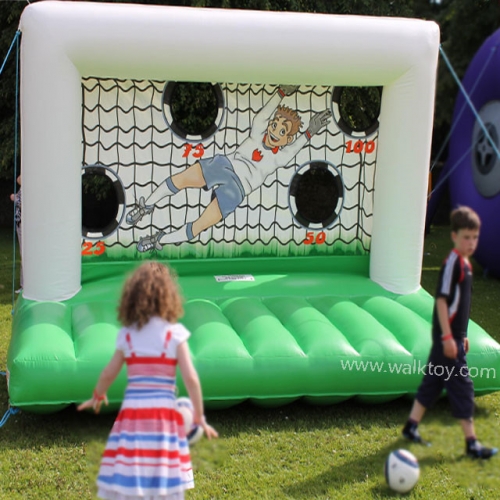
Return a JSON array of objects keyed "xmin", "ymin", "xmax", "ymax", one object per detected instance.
[{"xmin": 78, "ymin": 261, "xmax": 218, "ymax": 499}]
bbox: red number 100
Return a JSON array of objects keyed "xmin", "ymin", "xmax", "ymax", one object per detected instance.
[{"xmin": 346, "ymin": 140, "xmax": 375, "ymax": 154}]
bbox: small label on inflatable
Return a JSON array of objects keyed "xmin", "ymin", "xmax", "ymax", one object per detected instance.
[{"xmin": 214, "ymin": 275, "xmax": 255, "ymax": 282}]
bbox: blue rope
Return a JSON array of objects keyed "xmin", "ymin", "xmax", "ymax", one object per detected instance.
[
  {"xmin": 429, "ymin": 143, "xmax": 473, "ymax": 198},
  {"xmin": 439, "ymin": 45, "xmax": 500, "ymax": 162},
  {"xmin": 0, "ymin": 407, "xmax": 20, "ymax": 429},
  {"xmin": 0, "ymin": 372, "xmax": 20, "ymax": 428},
  {"xmin": 9, "ymin": 32, "xmax": 21, "ymax": 310},
  {"xmin": 0, "ymin": 30, "xmax": 20, "ymax": 77},
  {"xmin": 428, "ymin": 46, "xmax": 500, "ymax": 199},
  {"xmin": 430, "ymin": 44, "xmax": 498, "ymax": 172},
  {"xmin": 0, "ymin": 32, "xmax": 22, "ymax": 308}
]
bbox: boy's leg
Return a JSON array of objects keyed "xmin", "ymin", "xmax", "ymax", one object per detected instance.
[
  {"xmin": 148, "ymin": 162, "xmax": 206, "ymax": 204},
  {"xmin": 409, "ymin": 399, "xmax": 427, "ymax": 423},
  {"xmin": 160, "ymin": 197, "xmax": 222, "ymax": 245},
  {"xmin": 192, "ymin": 197, "xmax": 223, "ymax": 237},
  {"xmin": 161, "ymin": 198, "xmax": 222, "ymax": 244},
  {"xmin": 137, "ymin": 197, "xmax": 223, "ymax": 251},
  {"xmin": 127, "ymin": 163, "xmax": 205, "ymax": 225},
  {"xmin": 402, "ymin": 348, "xmax": 444, "ymax": 446},
  {"xmin": 136, "ymin": 155, "xmax": 243, "ymax": 251},
  {"xmin": 461, "ymin": 418, "xmax": 498, "ymax": 459},
  {"xmin": 447, "ymin": 343, "xmax": 498, "ymax": 459},
  {"xmin": 170, "ymin": 162, "xmax": 206, "ymax": 190},
  {"xmin": 144, "ymin": 177, "xmax": 179, "ymax": 206},
  {"xmin": 460, "ymin": 418, "xmax": 475, "ymax": 439},
  {"xmin": 403, "ymin": 400, "xmax": 431, "ymax": 445}
]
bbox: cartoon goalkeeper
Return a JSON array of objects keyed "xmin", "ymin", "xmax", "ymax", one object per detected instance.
[{"xmin": 126, "ymin": 85, "xmax": 331, "ymax": 251}]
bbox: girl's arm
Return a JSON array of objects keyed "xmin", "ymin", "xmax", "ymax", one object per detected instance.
[
  {"xmin": 177, "ymin": 341, "xmax": 218, "ymax": 439},
  {"xmin": 77, "ymin": 350, "xmax": 125, "ymax": 413}
]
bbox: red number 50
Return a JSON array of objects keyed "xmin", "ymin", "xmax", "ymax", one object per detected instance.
[{"xmin": 304, "ymin": 231, "xmax": 326, "ymax": 245}]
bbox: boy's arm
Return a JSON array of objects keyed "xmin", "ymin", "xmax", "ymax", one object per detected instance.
[
  {"xmin": 305, "ymin": 109, "xmax": 331, "ymax": 140},
  {"xmin": 252, "ymin": 85, "xmax": 299, "ymax": 132},
  {"xmin": 436, "ymin": 297, "xmax": 458, "ymax": 359},
  {"xmin": 277, "ymin": 109, "xmax": 333, "ymax": 163}
]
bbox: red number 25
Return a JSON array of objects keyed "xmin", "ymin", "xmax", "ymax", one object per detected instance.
[{"xmin": 82, "ymin": 241, "xmax": 105, "ymax": 256}]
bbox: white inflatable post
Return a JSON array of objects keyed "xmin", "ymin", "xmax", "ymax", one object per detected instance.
[
  {"xmin": 371, "ymin": 28, "xmax": 439, "ymax": 294},
  {"xmin": 20, "ymin": 7, "xmax": 82, "ymax": 301}
]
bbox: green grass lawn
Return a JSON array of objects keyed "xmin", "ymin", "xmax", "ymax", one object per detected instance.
[{"xmin": 0, "ymin": 225, "xmax": 499, "ymax": 499}]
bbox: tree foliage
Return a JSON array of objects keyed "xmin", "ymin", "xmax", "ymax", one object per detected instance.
[
  {"xmin": 0, "ymin": 2, "xmax": 23, "ymax": 181},
  {"xmin": 0, "ymin": 0, "xmax": 499, "ymax": 180},
  {"xmin": 427, "ymin": 0, "xmax": 500, "ymax": 156}
]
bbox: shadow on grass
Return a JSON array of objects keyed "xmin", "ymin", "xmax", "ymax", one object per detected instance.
[
  {"xmin": 280, "ymin": 436, "xmax": 448, "ymax": 499},
  {"xmin": 208, "ymin": 396, "xmax": 471, "ymax": 438},
  {"xmin": 0, "ymin": 399, "xmax": 116, "ymax": 450},
  {"xmin": 205, "ymin": 393, "xmax": 498, "ymax": 448},
  {"xmin": 0, "ymin": 394, "xmax": 459, "ymax": 449},
  {"xmin": 0, "ymin": 394, "xmax": 405, "ymax": 466}
]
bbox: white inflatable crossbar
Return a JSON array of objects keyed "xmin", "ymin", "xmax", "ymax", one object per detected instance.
[{"xmin": 19, "ymin": 2, "xmax": 439, "ymax": 300}]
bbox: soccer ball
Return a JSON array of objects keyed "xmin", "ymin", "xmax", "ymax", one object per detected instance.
[
  {"xmin": 384, "ymin": 449, "xmax": 420, "ymax": 493},
  {"xmin": 176, "ymin": 397, "xmax": 204, "ymax": 445}
]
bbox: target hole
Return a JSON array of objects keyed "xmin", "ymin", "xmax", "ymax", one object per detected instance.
[
  {"xmin": 163, "ymin": 82, "xmax": 224, "ymax": 140},
  {"xmin": 332, "ymin": 86, "xmax": 382, "ymax": 137},
  {"xmin": 82, "ymin": 165, "xmax": 125, "ymax": 239},
  {"xmin": 289, "ymin": 161, "xmax": 344, "ymax": 229}
]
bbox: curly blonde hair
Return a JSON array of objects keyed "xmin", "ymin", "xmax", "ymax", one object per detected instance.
[{"xmin": 118, "ymin": 261, "xmax": 184, "ymax": 329}]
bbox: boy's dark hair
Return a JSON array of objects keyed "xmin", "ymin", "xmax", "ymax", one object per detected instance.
[{"xmin": 450, "ymin": 206, "xmax": 481, "ymax": 232}]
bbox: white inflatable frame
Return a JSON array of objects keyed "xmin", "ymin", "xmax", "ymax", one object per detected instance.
[{"xmin": 19, "ymin": 1, "xmax": 439, "ymax": 301}]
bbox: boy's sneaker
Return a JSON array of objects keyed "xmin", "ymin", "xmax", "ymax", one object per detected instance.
[
  {"xmin": 402, "ymin": 423, "xmax": 431, "ymax": 446},
  {"xmin": 126, "ymin": 197, "xmax": 154, "ymax": 225},
  {"xmin": 137, "ymin": 231, "xmax": 163, "ymax": 252},
  {"xmin": 466, "ymin": 441, "xmax": 498, "ymax": 459}
]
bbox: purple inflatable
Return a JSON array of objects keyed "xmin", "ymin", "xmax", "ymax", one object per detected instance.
[{"xmin": 429, "ymin": 29, "xmax": 500, "ymax": 277}]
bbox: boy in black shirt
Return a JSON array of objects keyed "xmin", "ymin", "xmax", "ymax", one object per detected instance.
[{"xmin": 402, "ymin": 206, "xmax": 497, "ymax": 459}]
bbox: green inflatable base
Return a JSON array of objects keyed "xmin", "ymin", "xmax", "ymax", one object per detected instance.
[{"xmin": 7, "ymin": 256, "xmax": 500, "ymax": 413}]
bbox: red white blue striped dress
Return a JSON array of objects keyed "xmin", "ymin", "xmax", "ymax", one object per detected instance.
[{"xmin": 97, "ymin": 317, "xmax": 194, "ymax": 500}]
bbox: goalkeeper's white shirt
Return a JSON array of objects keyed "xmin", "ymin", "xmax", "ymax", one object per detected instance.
[{"xmin": 228, "ymin": 91, "xmax": 308, "ymax": 196}]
